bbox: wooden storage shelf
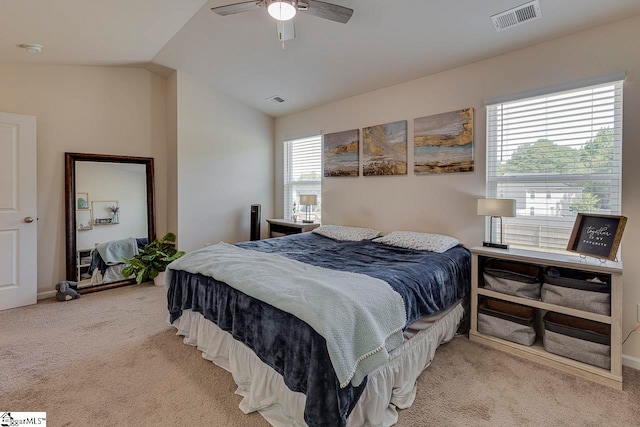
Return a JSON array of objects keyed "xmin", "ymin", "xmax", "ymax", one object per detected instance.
[{"xmin": 470, "ymin": 246, "xmax": 623, "ymax": 390}]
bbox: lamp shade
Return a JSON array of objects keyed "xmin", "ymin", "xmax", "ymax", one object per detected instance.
[
  {"xmin": 299, "ymin": 194, "xmax": 317, "ymax": 206},
  {"xmin": 267, "ymin": 0, "xmax": 297, "ymax": 21},
  {"xmin": 477, "ymin": 198, "xmax": 516, "ymax": 217}
]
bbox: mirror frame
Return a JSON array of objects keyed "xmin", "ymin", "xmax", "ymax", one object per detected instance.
[{"xmin": 64, "ymin": 153, "xmax": 156, "ymax": 292}]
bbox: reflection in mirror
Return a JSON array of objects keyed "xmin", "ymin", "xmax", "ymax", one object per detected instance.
[
  {"xmin": 65, "ymin": 153, "xmax": 155, "ymax": 294},
  {"xmin": 75, "ymin": 162, "xmax": 148, "ymax": 288}
]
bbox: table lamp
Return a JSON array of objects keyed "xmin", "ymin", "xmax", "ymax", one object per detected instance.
[
  {"xmin": 299, "ymin": 194, "xmax": 317, "ymax": 224},
  {"xmin": 477, "ymin": 198, "xmax": 516, "ymax": 249}
]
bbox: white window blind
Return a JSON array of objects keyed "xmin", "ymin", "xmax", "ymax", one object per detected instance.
[
  {"xmin": 486, "ymin": 79, "xmax": 623, "ymax": 253},
  {"xmin": 283, "ymin": 134, "xmax": 322, "ymax": 222}
]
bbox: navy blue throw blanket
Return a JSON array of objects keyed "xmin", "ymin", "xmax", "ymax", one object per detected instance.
[{"xmin": 167, "ymin": 233, "xmax": 470, "ymax": 426}]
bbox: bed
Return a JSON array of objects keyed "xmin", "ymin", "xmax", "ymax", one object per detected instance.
[
  {"xmin": 166, "ymin": 232, "xmax": 470, "ymax": 426},
  {"xmin": 88, "ymin": 237, "xmax": 148, "ymax": 284}
]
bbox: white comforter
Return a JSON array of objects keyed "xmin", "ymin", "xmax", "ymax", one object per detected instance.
[{"xmin": 166, "ymin": 242, "xmax": 407, "ymax": 388}]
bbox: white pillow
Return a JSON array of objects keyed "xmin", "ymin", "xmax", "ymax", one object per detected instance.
[
  {"xmin": 312, "ymin": 225, "xmax": 382, "ymax": 242},
  {"xmin": 373, "ymin": 231, "xmax": 459, "ymax": 253}
]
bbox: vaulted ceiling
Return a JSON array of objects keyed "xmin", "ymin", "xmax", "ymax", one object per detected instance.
[
  {"xmin": 0, "ymin": 0, "xmax": 206, "ymax": 66},
  {"xmin": 2, "ymin": 1, "xmax": 640, "ymax": 116}
]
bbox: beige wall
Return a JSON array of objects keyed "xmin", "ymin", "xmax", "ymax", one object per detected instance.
[
  {"xmin": 175, "ymin": 71, "xmax": 274, "ymax": 251},
  {"xmin": 0, "ymin": 64, "xmax": 168, "ymax": 295},
  {"xmin": 275, "ymin": 16, "xmax": 640, "ymax": 360}
]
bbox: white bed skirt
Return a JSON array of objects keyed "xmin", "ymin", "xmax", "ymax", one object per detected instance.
[{"xmin": 171, "ymin": 303, "xmax": 463, "ymax": 427}]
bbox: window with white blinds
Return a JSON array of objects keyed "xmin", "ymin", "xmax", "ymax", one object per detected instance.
[
  {"xmin": 486, "ymin": 78, "xmax": 623, "ymax": 253},
  {"xmin": 283, "ymin": 134, "xmax": 322, "ymax": 222}
]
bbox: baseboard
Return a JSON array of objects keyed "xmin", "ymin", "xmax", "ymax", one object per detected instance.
[
  {"xmin": 37, "ymin": 290, "xmax": 56, "ymax": 300},
  {"xmin": 622, "ymin": 354, "xmax": 640, "ymax": 371}
]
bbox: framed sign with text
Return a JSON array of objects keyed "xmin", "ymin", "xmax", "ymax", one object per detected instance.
[{"xmin": 566, "ymin": 213, "xmax": 627, "ymax": 261}]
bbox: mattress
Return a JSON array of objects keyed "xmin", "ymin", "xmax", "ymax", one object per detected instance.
[{"xmin": 170, "ymin": 300, "xmax": 464, "ymax": 426}]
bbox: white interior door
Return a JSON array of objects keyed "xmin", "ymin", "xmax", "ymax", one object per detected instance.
[{"xmin": 0, "ymin": 112, "xmax": 37, "ymax": 311}]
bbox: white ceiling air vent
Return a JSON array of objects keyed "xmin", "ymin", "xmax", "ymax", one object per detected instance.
[
  {"xmin": 266, "ymin": 95, "xmax": 286, "ymax": 104},
  {"xmin": 491, "ymin": 0, "xmax": 542, "ymax": 32}
]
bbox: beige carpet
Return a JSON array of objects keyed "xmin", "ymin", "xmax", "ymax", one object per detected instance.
[{"xmin": 1, "ymin": 284, "xmax": 638, "ymax": 426}]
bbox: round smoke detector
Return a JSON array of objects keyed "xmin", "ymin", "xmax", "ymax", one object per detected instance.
[{"xmin": 18, "ymin": 44, "xmax": 43, "ymax": 53}]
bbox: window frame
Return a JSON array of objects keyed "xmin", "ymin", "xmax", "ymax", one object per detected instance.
[
  {"xmin": 283, "ymin": 133, "xmax": 322, "ymax": 223},
  {"xmin": 485, "ymin": 74, "xmax": 624, "ymax": 253}
]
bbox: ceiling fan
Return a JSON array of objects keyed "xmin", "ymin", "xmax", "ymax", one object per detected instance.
[{"xmin": 211, "ymin": 0, "xmax": 354, "ymax": 42}]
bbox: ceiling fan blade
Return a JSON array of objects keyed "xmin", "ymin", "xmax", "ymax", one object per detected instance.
[
  {"xmin": 304, "ymin": 0, "xmax": 353, "ymax": 24},
  {"xmin": 211, "ymin": 1, "xmax": 263, "ymax": 17},
  {"xmin": 277, "ymin": 20, "xmax": 296, "ymax": 42}
]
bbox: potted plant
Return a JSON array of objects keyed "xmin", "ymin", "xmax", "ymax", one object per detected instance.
[
  {"xmin": 122, "ymin": 232, "xmax": 185, "ymax": 286},
  {"xmin": 109, "ymin": 205, "xmax": 120, "ymax": 223}
]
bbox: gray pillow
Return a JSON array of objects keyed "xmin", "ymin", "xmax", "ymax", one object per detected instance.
[
  {"xmin": 373, "ymin": 231, "xmax": 459, "ymax": 253},
  {"xmin": 312, "ymin": 225, "xmax": 382, "ymax": 241}
]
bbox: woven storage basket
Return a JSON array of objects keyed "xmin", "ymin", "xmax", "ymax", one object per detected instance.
[
  {"xmin": 483, "ymin": 259, "xmax": 542, "ymax": 300},
  {"xmin": 543, "ymin": 312, "xmax": 610, "ymax": 369},
  {"xmin": 542, "ymin": 272, "xmax": 610, "ymax": 315},
  {"xmin": 478, "ymin": 298, "xmax": 536, "ymax": 346}
]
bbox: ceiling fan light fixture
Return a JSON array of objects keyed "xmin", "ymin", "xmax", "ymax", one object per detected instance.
[{"xmin": 267, "ymin": 0, "xmax": 297, "ymax": 21}]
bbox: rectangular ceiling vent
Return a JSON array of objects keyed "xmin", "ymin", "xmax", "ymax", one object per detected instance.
[
  {"xmin": 266, "ymin": 95, "xmax": 286, "ymax": 104},
  {"xmin": 491, "ymin": 0, "xmax": 541, "ymax": 32}
]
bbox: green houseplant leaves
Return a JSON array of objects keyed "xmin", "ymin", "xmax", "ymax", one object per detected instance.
[{"xmin": 122, "ymin": 232, "xmax": 185, "ymax": 284}]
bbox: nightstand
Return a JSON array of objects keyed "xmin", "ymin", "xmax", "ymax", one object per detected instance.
[{"xmin": 266, "ymin": 219, "xmax": 320, "ymax": 238}]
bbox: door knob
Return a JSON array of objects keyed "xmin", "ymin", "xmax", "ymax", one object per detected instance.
[{"xmin": 24, "ymin": 217, "xmax": 34, "ymax": 223}]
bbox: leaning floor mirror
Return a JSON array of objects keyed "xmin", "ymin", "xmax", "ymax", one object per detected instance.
[{"xmin": 65, "ymin": 153, "xmax": 155, "ymax": 294}]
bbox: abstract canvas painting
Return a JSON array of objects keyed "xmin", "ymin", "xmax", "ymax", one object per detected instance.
[
  {"xmin": 324, "ymin": 129, "xmax": 359, "ymax": 177},
  {"xmin": 414, "ymin": 108, "xmax": 474, "ymax": 174},
  {"xmin": 363, "ymin": 120, "xmax": 407, "ymax": 176}
]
